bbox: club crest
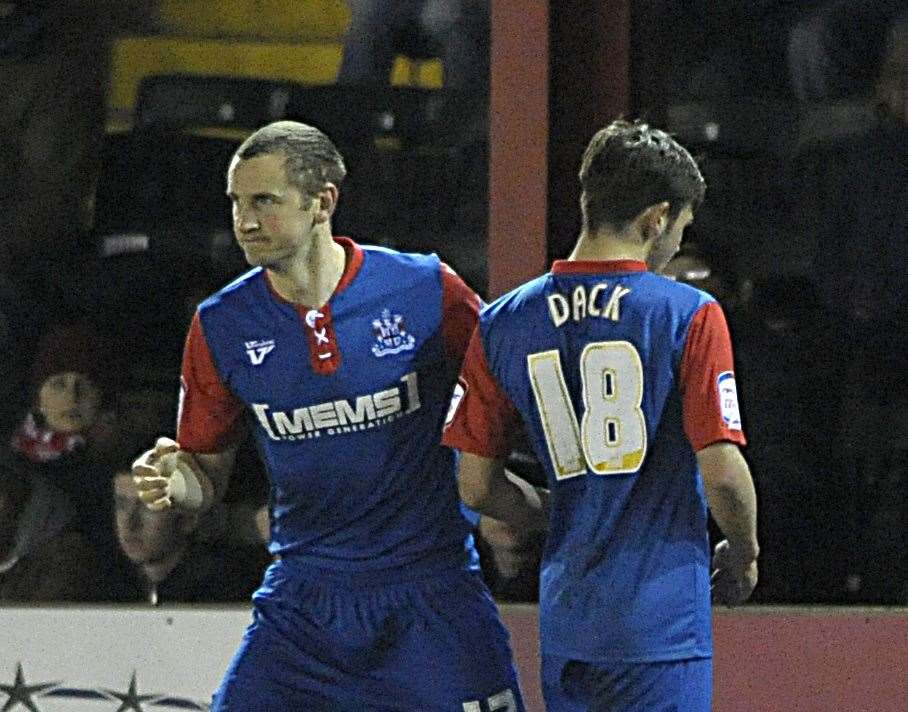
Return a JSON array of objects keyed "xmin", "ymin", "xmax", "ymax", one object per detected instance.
[{"xmin": 371, "ymin": 309, "xmax": 416, "ymax": 357}]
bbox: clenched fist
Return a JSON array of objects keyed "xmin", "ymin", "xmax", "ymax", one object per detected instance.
[
  {"xmin": 131, "ymin": 437, "xmax": 211, "ymax": 512},
  {"xmin": 711, "ymin": 539, "xmax": 758, "ymax": 607}
]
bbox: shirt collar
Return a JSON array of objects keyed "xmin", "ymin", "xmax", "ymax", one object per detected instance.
[
  {"xmin": 551, "ymin": 259, "xmax": 648, "ymax": 275},
  {"xmin": 332, "ymin": 236, "xmax": 364, "ymax": 293},
  {"xmin": 264, "ymin": 236, "xmax": 364, "ymax": 306}
]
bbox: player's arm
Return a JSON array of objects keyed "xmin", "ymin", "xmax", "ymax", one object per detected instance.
[
  {"xmin": 444, "ymin": 326, "xmax": 549, "ymax": 534},
  {"xmin": 458, "ymin": 453, "xmax": 549, "ymax": 532},
  {"xmin": 133, "ymin": 311, "xmax": 245, "ymax": 513},
  {"xmin": 697, "ymin": 442, "xmax": 759, "ymax": 605},
  {"xmin": 439, "ymin": 262, "xmax": 482, "ymax": 377},
  {"xmin": 697, "ymin": 443, "xmax": 758, "ymax": 561},
  {"xmin": 439, "ymin": 267, "xmax": 549, "ymax": 533},
  {"xmin": 681, "ymin": 301, "xmax": 759, "ymax": 605}
]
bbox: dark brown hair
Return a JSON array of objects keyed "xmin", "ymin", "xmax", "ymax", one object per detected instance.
[{"xmin": 579, "ymin": 119, "xmax": 705, "ymax": 233}]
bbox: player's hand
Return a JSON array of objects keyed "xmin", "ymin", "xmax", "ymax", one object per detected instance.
[
  {"xmin": 478, "ymin": 516, "xmax": 539, "ymax": 580},
  {"xmin": 478, "ymin": 515, "xmax": 527, "ymax": 551},
  {"xmin": 131, "ymin": 437, "xmax": 210, "ymax": 512},
  {"xmin": 710, "ymin": 539, "xmax": 758, "ymax": 607}
]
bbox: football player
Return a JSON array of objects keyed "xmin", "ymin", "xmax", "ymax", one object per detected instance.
[
  {"xmin": 133, "ymin": 121, "xmax": 524, "ymax": 711},
  {"xmin": 444, "ymin": 120, "xmax": 759, "ymax": 711}
]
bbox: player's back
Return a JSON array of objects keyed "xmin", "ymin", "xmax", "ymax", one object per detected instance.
[{"xmin": 480, "ymin": 260, "xmax": 720, "ymax": 663}]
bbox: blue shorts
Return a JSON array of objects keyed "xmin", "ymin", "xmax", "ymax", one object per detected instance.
[
  {"xmin": 541, "ymin": 653, "xmax": 711, "ymax": 712},
  {"xmin": 212, "ymin": 560, "xmax": 525, "ymax": 711}
]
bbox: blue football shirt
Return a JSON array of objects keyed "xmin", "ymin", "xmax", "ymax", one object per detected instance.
[
  {"xmin": 444, "ymin": 259, "xmax": 746, "ymax": 662},
  {"xmin": 178, "ymin": 238, "xmax": 481, "ymax": 578}
]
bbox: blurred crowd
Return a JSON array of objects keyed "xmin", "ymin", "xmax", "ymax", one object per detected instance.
[
  {"xmin": 0, "ymin": 320, "xmax": 272, "ymax": 603},
  {"xmin": 1, "ymin": 0, "xmax": 907, "ymax": 606}
]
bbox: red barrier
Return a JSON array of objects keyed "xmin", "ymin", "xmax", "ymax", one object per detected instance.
[
  {"xmin": 713, "ymin": 607, "xmax": 908, "ymax": 712},
  {"xmin": 501, "ymin": 605, "xmax": 544, "ymax": 710},
  {"xmin": 500, "ymin": 605, "xmax": 908, "ymax": 712}
]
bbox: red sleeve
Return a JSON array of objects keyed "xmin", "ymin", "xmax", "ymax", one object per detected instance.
[
  {"xmin": 680, "ymin": 301, "xmax": 747, "ymax": 451},
  {"xmin": 442, "ymin": 327, "xmax": 519, "ymax": 458},
  {"xmin": 440, "ymin": 262, "xmax": 482, "ymax": 374},
  {"xmin": 176, "ymin": 312, "xmax": 245, "ymax": 453}
]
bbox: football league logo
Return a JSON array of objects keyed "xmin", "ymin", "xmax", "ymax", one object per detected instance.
[
  {"xmin": 371, "ymin": 308, "xmax": 416, "ymax": 357},
  {"xmin": 717, "ymin": 371, "xmax": 742, "ymax": 430},
  {"xmin": 445, "ymin": 379, "xmax": 468, "ymax": 428}
]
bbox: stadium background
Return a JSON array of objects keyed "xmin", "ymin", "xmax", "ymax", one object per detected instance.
[{"xmin": 1, "ymin": 1, "xmax": 906, "ymax": 709}]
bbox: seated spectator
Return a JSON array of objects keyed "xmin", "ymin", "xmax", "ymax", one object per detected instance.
[
  {"xmin": 7, "ymin": 323, "xmax": 122, "ymax": 564},
  {"xmin": 112, "ymin": 469, "xmax": 270, "ymax": 605},
  {"xmin": 0, "ymin": 450, "xmax": 105, "ymax": 600},
  {"xmin": 109, "ymin": 370, "xmax": 269, "ymax": 551},
  {"xmin": 10, "ymin": 323, "xmax": 118, "ymax": 463}
]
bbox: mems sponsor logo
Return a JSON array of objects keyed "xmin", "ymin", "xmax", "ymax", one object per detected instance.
[{"xmin": 252, "ymin": 372, "xmax": 421, "ymax": 441}]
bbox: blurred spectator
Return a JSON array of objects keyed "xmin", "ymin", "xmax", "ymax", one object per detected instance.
[
  {"xmin": 333, "ymin": 2, "xmax": 491, "ymax": 292},
  {"xmin": 7, "ymin": 323, "xmax": 123, "ymax": 568},
  {"xmin": 339, "ymin": 0, "xmax": 488, "ymax": 92},
  {"xmin": 802, "ymin": 9, "xmax": 908, "ymax": 603},
  {"xmin": 876, "ymin": 10, "xmax": 908, "ymax": 125},
  {"xmin": 0, "ymin": 1, "xmax": 158, "ymax": 282},
  {"xmin": 661, "ymin": 242, "xmax": 743, "ymax": 308},
  {"xmin": 109, "ymin": 365, "xmax": 269, "ymax": 548},
  {"xmin": 633, "ymin": 0, "xmax": 818, "ymax": 106},
  {"xmin": 787, "ymin": 0, "xmax": 899, "ymax": 102},
  {"xmin": 10, "ymin": 323, "xmax": 119, "ymax": 463},
  {"xmin": 337, "ymin": 0, "xmax": 489, "ymax": 143},
  {"xmin": 0, "ymin": 448, "xmax": 105, "ymax": 601},
  {"xmin": 112, "ymin": 469, "xmax": 270, "ymax": 605},
  {"xmin": 787, "ymin": 3, "xmax": 839, "ymax": 102}
]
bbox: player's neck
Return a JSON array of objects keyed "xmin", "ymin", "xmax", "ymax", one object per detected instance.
[
  {"xmin": 267, "ymin": 230, "xmax": 346, "ymax": 308},
  {"xmin": 569, "ymin": 229, "xmax": 648, "ymax": 264}
]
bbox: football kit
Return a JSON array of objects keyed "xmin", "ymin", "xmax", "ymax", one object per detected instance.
[
  {"xmin": 179, "ymin": 238, "xmax": 524, "ymax": 711},
  {"xmin": 444, "ymin": 259, "xmax": 747, "ymax": 711}
]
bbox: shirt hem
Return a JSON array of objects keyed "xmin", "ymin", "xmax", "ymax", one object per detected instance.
[
  {"xmin": 272, "ymin": 549, "xmax": 478, "ymax": 585},
  {"xmin": 541, "ymin": 643, "xmax": 712, "ymax": 665}
]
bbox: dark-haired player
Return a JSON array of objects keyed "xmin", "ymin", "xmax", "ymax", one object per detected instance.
[{"xmin": 444, "ymin": 120, "xmax": 759, "ymax": 711}]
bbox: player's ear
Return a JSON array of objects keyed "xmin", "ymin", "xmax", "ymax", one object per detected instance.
[
  {"xmin": 638, "ymin": 202, "xmax": 670, "ymax": 242},
  {"xmin": 313, "ymin": 183, "xmax": 339, "ymax": 224}
]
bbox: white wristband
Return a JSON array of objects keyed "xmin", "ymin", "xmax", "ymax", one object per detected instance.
[{"xmin": 160, "ymin": 453, "xmax": 205, "ymax": 510}]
